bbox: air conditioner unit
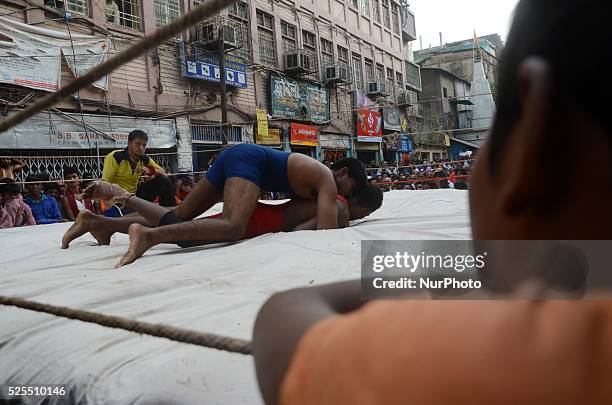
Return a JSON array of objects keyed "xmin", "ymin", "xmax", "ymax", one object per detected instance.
[
  {"xmin": 325, "ymin": 64, "xmax": 349, "ymax": 84},
  {"xmin": 367, "ymin": 80, "xmax": 389, "ymax": 97},
  {"xmin": 397, "ymin": 90, "xmax": 411, "ymax": 105},
  {"xmin": 197, "ymin": 24, "xmax": 237, "ymax": 49},
  {"xmin": 285, "ymin": 50, "xmax": 313, "ymax": 74}
]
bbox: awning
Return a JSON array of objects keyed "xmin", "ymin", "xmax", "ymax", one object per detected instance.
[
  {"xmin": 0, "ymin": 111, "xmax": 177, "ymax": 149},
  {"xmin": 451, "ymin": 137, "xmax": 481, "ymax": 149}
]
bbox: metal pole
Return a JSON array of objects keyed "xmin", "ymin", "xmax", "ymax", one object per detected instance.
[{"xmin": 218, "ymin": 26, "xmax": 228, "ymax": 146}]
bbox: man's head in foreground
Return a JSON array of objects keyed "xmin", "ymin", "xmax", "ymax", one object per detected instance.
[{"xmin": 470, "ymin": 0, "xmax": 609, "ymax": 239}]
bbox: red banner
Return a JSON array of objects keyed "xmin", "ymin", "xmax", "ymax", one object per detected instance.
[
  {"xmin": 356, "ymin": 109, "xmax": 382, "ymax": 142},
  {"xmin": 290, "ymin": 123, "xmax": 318, "ymax": 146}
]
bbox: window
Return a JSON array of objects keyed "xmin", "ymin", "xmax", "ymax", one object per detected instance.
[
  {"xmin": 376, "ymin": 64, "xmax": 384, "ymax": 83},
  {"xmin": 387, "ymin": 67, "xmax": 394, "ymax": 83},
  {"xmin": 154, "ymin": 0, "xmax": 180, "ymax": 28},
  {"xmin": 348, "ymin": 0, "xmax": 358, "ymax": 9},
  {"xmin": 443, "ymin": 87, "xmax": 448, "ymax": 98},
  {"xmin": 107, "ymin": 0, "xmax": 142, "ymax": 29},
  {"xmin": 360, "ymin": 0, "xmax": 370, "ymax": 16},
  {"xmin": 228, "ymin": 1, "xmax": 248, "ymax": 19},
  {"xmin": 396, "ymin": 71, "xmax": 403, "ymax": 87},
  {"xmin": 382, "ymin": 0, "xmax": 390, "ymax": 29},
  {"xmin": 303, "ymin": 31, "xmax": 316, "ymax": 49},
  {"xmin": 229, "ymin": 1, "xmax": 251, "ymax": 60},
  {"xmin": 257, "ymin": 10, "xmax": 276, "ymax": 66},
  {"xmin": 45, "ymin": 0, "xmax": 88, "ymax": 16},
  {"xmin": 321, "ymin": 38, "xmax": 334, "ymax": 68},
  {"xmin": 391, "ymin": 3, "xmax": 400, "ymax": 34},
  {"xmin": 405, "ymin": 60, "xmax": 421, "ymax": 91},
  {"xmin": 281, "ymin": 21, "xmax": 297, "ymax": 52},
  {"xmin": 372, "ymin": 0, "xmax": 381, "ymax": 23},
  {"xmin": 365, "ymin": 59, "xmax": 374, "ymax": 83},
  {"xmin": 352, "ymin": 55, "xmax": 363, "ymax": 91},
  {"xmin": 337, "ymin": 45, "xmax": 348, "ymax": 63}
]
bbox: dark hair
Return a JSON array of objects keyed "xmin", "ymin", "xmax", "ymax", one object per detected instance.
[
  {"xmin": 454, "ymin": 181, "xmax": 468, "ymax": 190},
  {"xmin": 44, "ymin": 182, "xmax": 61, "ymax": 193},
  {"xmin": 489, "ymin": 0, "xmax": 606, "ymax": 173},
  {"xmin": 63, "ymin": 165, "xmax": 80, "ymax": 179},
  {"xmin": 353, "ymin": 184, "xmax": 383, "ymax": 212},
  {"xmin": 0, "ymin": 178, "xmax": 19, "ymax": 195},
  {"xmin": 331, "ymin": 158, "xmax": 367, "ymax": 191},
  {"xmin": 128, "ymin": 130, "xmax": 148, "ymax": 143}
]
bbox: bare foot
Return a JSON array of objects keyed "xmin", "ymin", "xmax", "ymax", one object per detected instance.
[
  {"xmin": 90, "ymin": 228, "xmax": 112, "ymax": 246},
  {"xmin": 62, "ymin": 210, "xmax": 114, "ymax": 248},
  {"xmin": 116, "ymin": 224, "xmax": 157, "ymax": 268},
  {"xmin": 62, "ymin": 210, "xmax": 97, "ymax": 249}
]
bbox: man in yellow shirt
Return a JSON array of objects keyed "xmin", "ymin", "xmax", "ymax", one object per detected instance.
[
  {"xmin": 102, "ymin": 130, "xmax": 175, "ymax": 215},
  {"xmin": 252, "ymin": 0, "xmax": 612, "ymax": 404}
]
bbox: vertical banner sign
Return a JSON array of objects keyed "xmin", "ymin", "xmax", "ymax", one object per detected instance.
[
  {"xmin": 256, "ymin": 109, "xmax": 269, "ymax": 137},
  {"xmin": 355, "ymin": 91, "xmax": 383, "ymax": 143}
]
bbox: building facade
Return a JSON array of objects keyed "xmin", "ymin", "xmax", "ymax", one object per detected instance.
[
  {"xmin": 0, "ymin": 0, "xmax": 420, "ymax": 179},
  {"xmin": 415, "ymin": 67, "xmax": 472, "ymax": 161}
]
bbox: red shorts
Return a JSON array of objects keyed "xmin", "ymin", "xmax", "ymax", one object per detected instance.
[
  {"xmin": 206, "ymin": 201, "xmax": 289, "ymax": 239},
  {"xmin": 206, "ymin": 196, "xmax": 347, "ymax": 239}
]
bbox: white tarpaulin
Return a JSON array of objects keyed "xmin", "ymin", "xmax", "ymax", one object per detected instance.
[
  {"xmin": 0, "ymin": 17, "xmax": 110, "ymax": 92},
  {"xmin": 0, "ymin": 111, "xmax": 177, "ymax": 149},
  {"xmin": 0, "ymin": 190, "xmax": 471, "ymax": 404}
]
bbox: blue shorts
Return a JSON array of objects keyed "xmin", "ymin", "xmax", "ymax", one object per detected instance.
[{"xmin": 205, "ymin": 144, "xmax": 295, "ymax": 193}]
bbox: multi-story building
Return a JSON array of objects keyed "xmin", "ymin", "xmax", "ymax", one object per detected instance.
[
  {"xmin": 415, "ymin": 67, "xmax": 472, "ymax": 161},
  {"xmin": 415, "ymin": 34, "xmax": 500, "ymax": 91},
  {"xmin": 0, "ymin": 0, "xmax": 419, "ymax": 179}
]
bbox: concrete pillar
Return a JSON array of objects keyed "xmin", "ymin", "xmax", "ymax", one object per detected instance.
[{"xmin": 175, "ymin": 115, "xmax": 193, "ymax": 173}]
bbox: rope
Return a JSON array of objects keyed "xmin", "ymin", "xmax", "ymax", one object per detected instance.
[
  {"xmin": 0, "ymin": 295, "xmax": 253, "ymax": 355},
  {"xmin": 0, "ymin": 0, "xmax": 237, "ymax": 134}
]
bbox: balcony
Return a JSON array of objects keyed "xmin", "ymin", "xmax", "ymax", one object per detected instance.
[
  {"xmin": 191, "ymin": 125, "xmax": 244, "ymax": 144},
  {"xmin": 401, "ymin": 9, "xmax": 416, "ymax": 42},
  {"xmin": 404, "ymin": 60, "xmax": 421, "ymax": 92}
]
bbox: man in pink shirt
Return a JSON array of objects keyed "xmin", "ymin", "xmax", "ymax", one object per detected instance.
[{"xmin": 0, "ymin": 179, "xmax": 35, "ymax": 229}]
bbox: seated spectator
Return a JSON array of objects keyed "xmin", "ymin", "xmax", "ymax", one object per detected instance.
[
  {"xmin": 0, "ymin": 179, "xmax": 35, "ymax": 229},
  {"xmin": 175, "ymin": 174, "xmax": 193, "ymax": 201},
  {"xmin": 45, "ymin": 182, "xmax": 71, "ymax": 221},
  {"xmin": 63, "ymin": 166, "xmax": 94, "ymax": 221},
  {"xmin": 0, "ymin": 151, "xmax": 25, "ymax": 180},
  {"xmin": 434, "ymin": 171, "xmax": 450, "ymax": 189},
  {"xmin": 24, "ymin": 174, "xmax": 63, "ymax": 225}
]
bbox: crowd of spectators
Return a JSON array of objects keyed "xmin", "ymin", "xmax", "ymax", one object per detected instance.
[
  {"xmin": 364, "ymin": 157, "xmax": 473, "ymax": 192},
  {"xmin": 1, "ymin": 148, "xmax": 473, "ymax": 229}
]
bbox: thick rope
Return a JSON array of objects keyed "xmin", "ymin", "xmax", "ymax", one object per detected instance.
[
  {"xmin": 0, "ymin": 0, "xmax": 237, "ymax": 134},
  {"xmin": 0, "ymin": 295, "xmax": 252, "ymax": 355}
]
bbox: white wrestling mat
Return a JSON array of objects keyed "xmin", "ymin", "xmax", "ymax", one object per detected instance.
[{"xmin": 0, "ymin": 190, "xmax": 471, "ymax": 404}]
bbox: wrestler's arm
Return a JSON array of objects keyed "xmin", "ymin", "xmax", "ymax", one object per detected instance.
[
  {"xmin": 292, "ymin": 201, "xmax": 349, "ymax": 231},
  {"xmin": 253, "ymin": 280, "xmax": 364, "ymax": 405},
  {"xmin": 314, "ymin": 175, "xmax": 339, "ymax": 230}
]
